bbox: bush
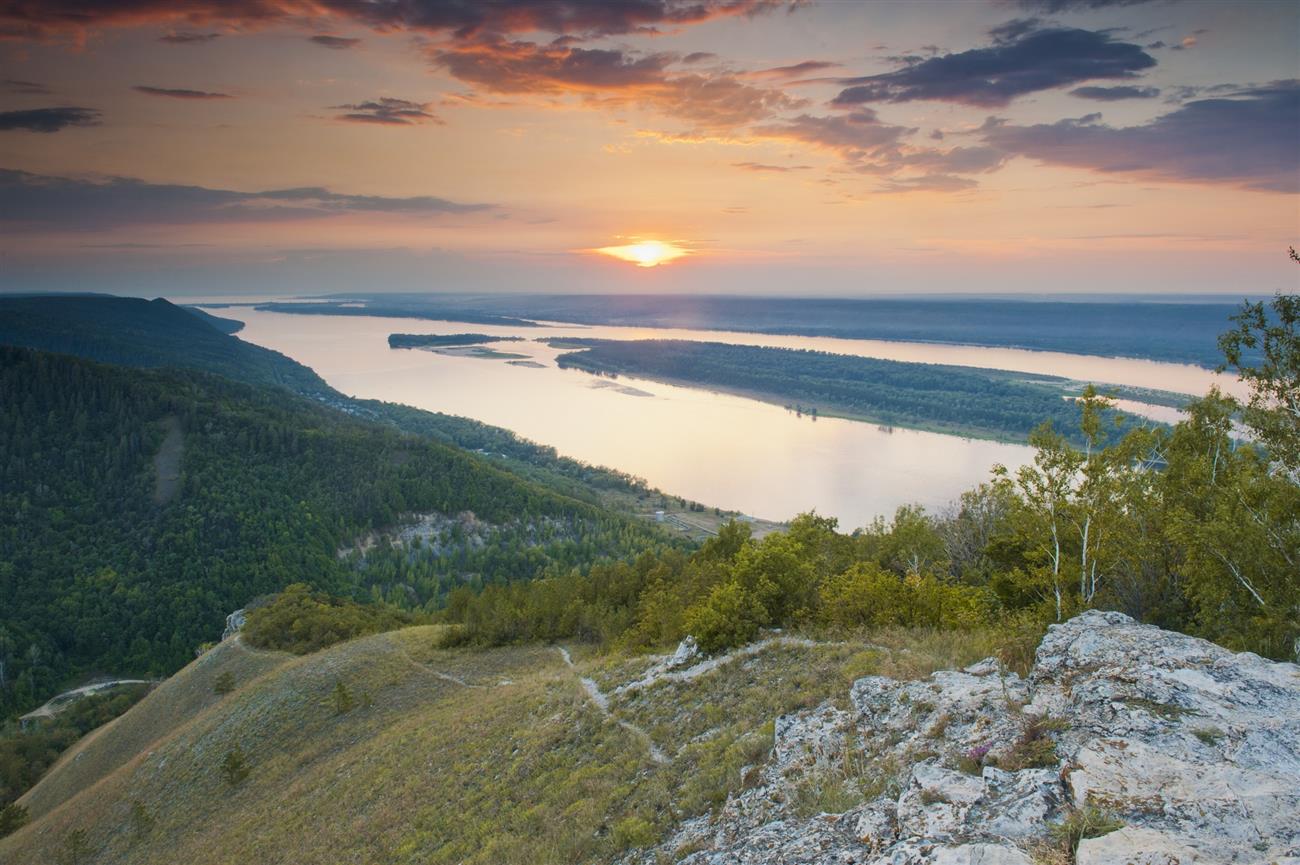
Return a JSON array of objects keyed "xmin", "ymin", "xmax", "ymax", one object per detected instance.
[
  {"xmin": 684, "ymin": 581, "xmax": 767, "ymax": 654},
  {"xmin": 0, "ymin": 802, "xmax": 29, "ymax": 839},
  {"xmin": 221, "ymin": 745, "xmax": 250, "ymax": 786},
  {"xmin": 242, "ymin": 584, "xmax": 418, "ymax": 654}
]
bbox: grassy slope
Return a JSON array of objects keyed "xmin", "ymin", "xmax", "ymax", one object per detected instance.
[{"xmin": 1, "ymin": 627, "xmax": 1004, "ymax": 865}]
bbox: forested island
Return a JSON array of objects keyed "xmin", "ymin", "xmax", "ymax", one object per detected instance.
[
  {"xmin": 305, "ymin": 293, "xmax": 1248, "ymax": 368},
  {"xmin": 552, "ymin": 337, "xmax": 1126, "ymax": 443},
  {"xmin": 388, "ymin": 333, "xmax": 524, "ymax": 349}
]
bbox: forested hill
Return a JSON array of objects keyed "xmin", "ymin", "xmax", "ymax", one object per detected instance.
[
  {"xmin": 0, "ymin": 346, "xmax": 657, "ymax": 717},
  {"xmin": 0, "ymin": 294, "xmax": 655, "ymax": 508},
  {"xmin": 0, "ymin": 295, "xmax": 326, "ymax": 395}
]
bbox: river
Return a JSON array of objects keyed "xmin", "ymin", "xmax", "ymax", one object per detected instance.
[{"xmin": 217, "ymin": 306, "xmax": 1235, "ymax": 527}]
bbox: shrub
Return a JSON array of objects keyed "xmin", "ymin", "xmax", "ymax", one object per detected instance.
[
  {"xmin": 221, "ymin": 745, "xmax": 250, "ymax": 786},
  {"xmin": 213, "ymin": 671, "xmax": 235, "ymax": 695},
  {"xmin": 242, "ymin": 583, "xmax": 418, "ymax": 654},
  {"xmin": 0, "ymin": 802, "xmax": 29, "ymax": 839},
  {"xmin": 683, "ymin": 581, "xmax": 766, "ymax": 654}
]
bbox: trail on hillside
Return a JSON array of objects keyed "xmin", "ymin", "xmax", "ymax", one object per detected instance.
[
  {"xmin": 612, "ymin": 636, "xmax": 818, "ymax": 696},
  {"xmin": 556, "ymin": 646, "xmax": 668, "ymax": 764}
]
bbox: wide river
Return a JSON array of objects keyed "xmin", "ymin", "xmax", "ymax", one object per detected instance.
[{"xmin": 220, "ymin": 307, "xmax": 1240, "ymax": 528}]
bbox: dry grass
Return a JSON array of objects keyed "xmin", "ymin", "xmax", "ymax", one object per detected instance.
[{"xmin": 2, "ymin": 625, "xmax": 1039, "ymax": 865}]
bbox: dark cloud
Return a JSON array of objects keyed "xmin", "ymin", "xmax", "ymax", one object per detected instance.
[
  {"xmin": 989, "ymin": 18, "xmax": 1042, "ymax": 44},
  {"xmin": 0, "ymin": 106, "xmax": 99, "ymax": 132},
  {"xmin": 133, "ymin": 85, "xmax": 232, "ymax": 100},
  {"xmin": 0, "ymin": 0, "xmax": 792, "ymax": 42},
  {"xmin": 832, "ymin": 28, "xmax": 1156, "ymax": 108},
  {"xmin": 682, "ymin": 51, "xmax": 716, "ymax": 64},
  {"xmin": 752, "ymin": 110, "xmax": 913, "ymax": 160},
  {"xmin": 436, "ymin": 40, "xmax": 671, "ymax": 92},
  {"xmin": 982, "ymin": 80, "xmax": 1300, "ymax": 192},
  {"xmin": 434, "ymin": 38, "xmax": 801, "ymax": 128},
  {"xmin": 3, "ymin": 78, "xmax": 49, "ymax": 94},
  {"xmin": 159, "ymin": 31, "xmax": 220, "ymax": 44},
  {"xmin": 332, "ymin": 97, "xmax": 440, "ymax": 125},
  {"xmin": 732, "ymin": 161, "xmax": 812, "ymax": 172},
  {"xmin": 1071, "ymin": 84, "xmax": 1159, "ymax": 100},
  {"xmin": 746, "ymin": 60, "xmax": 839, "ymax": 79},
  {"xmin": 0, "ymin": 167, "xmax": 493, "ymax": 230},
  {"xmin": 1012, "ymin": 0, "xmax": 1172, "ymax": 11},
  {"xmin": 310, "ymin": 34, "xmax": 360, "ymax": 49}
]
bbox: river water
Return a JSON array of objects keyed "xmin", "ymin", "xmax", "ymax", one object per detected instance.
[{"xmin": 219, "ymin": 307, "xmax": 1236, "ymax": 527}]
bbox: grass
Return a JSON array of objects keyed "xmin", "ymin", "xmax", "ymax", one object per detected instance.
[
  {"xmin": 2, "ymin": 624, "xmax": 1044, "ymax": 865},
  {"xmin": 993, "ymin": 716, "xmax": 1066, "ymax": 771},
  {"xmin": 1045, "ymin": 805, "xmax": 1125, "ymax": 860}
]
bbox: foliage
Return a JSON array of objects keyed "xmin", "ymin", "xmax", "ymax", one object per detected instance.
[
  {"xmin": 0, "ymin": 683, "xmax": 151, "ymax": 808},
  {"xmin": 554, "ymin": 339, "xmax": 1124, "ymax": 443},
  {"xmin": 213, "ymin": 672, "xmax": 235, "ymax": 696},
  {"xmin": 1218, "ymin": 278, "xmax": 1300, "ymax": 478},
  {"xmin": 0, "ymin": 802, "xmax": 28, "ymax": 839},
  {"xmin": 1047, "ymin": 805, "xmax": 1125, "ymax": 856},
  {"xmin": 242, "ymin": 585, "xmax": 419, "ymax": 655},
  {"xmin": 333, "ymin": 681, "xmax": 354, "ymax": 715},
  {"xmin": 388, "ymin": 333, "xmax": 524, "ymax": 348},
  {"xmin": 220, "ymin": 745, "xmax": 249, "ymax": 786},
  {"xmin": 0, "ymin": 346, "xmax": 660, "ymax": 718}
]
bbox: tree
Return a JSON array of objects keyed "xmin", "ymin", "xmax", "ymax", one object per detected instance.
[
  {"xmin": 0, "ymin": 802, "xmax": 28, "ymax": 839},
  {"xmin": 213, "ymin": 671, "xmax": 235, "ymax": 695},
  {"xmin": 1218, "ymin": 253, "xmax": 1300, "ymax": 479},
  {"xmin": 221, "ymin": 745, "xmax": 250, "ymax": 786},
  {"xmin": 333, "ymin": 680, "xmax": 354, "ymax": 715}
]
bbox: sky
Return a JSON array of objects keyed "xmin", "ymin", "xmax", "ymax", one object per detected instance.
[{"xmin": 0, "ymin": 0, "xmax": 1297, "ymax": 297}]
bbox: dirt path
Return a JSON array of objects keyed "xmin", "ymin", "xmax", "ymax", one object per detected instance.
[
  {"xmin": 19, "ymin": 679, "xmax": 155, "ymax": 724},
  {"xmin": 557, "ymin": 647, "xmax": 668, "ymax": 764},
  {"xmin": 612, "ymin": 636, "xmax": 818, "ymax": 696}
]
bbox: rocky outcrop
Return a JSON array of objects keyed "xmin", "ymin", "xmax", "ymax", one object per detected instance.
[{"xmin": 629, "ymin": 611, "xmax": 1300, "ymax": 865}]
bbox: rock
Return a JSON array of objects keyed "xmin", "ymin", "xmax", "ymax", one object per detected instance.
[
  {"xmin": 629, "ymin": 611, "xmax": 1300, "ymax": 865},
  {"xmin": 669, "ymin": 636, "xmax": 700, "ymax": 669},
  {"xmin": 1076, "ymin": 826, "xmax": 1203, "ymax": 865}
]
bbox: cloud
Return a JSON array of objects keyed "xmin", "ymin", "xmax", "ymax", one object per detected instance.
[
  {"xmin": 159, "ymin": 31, "xmax": 220, "ymax": 44},
  {"xmin": 133, "ymin": 85, "xmax": 232, "ymax": 100},
  {"xmin": 433, "ymin": 38, "xmax": 802, "ymax": 128},
  {"xmin": 982, "ymin": 80, "xmax": 1300, "ymax": 192},
  {"xmin": 0, "ymin": 167, "xmax": 494, "ymax": 229},
  {"xmin": 1070, "ymin": 84, "xmax": 1159, "ymax": 100},
  {"xmin": 732, "ymin": 161, "xmax": 812, "ymax": 172},
  {"xmin": 832, "ymin": 27, "xmax": 1156, "ymax": 108},
  {"xmin": 1012, "ymin": 0, "xmax": 1172, "ymax": 11},
  {"xmin": 0, "ymin": 106, "xmax": 99, "ymax": 132},
  {"xmin": 310, "ymin": 34, "xmax": 360, "ymax": 49},
  {"xmin": 745, "ymin": 60, "xmax": 839, "ymax": 80},
  {"xmin": 3, "ymin": 78, "xmax": 49, "ymax": 94},
  {"xmin": 682, "ymin": 51, "xmax": 716, "ymax": 64},
  {"xmin": 0, "ymin": 0, "xmax": 793, "ymax": 42},
  {"xmin": 752, "ymin": 110, "xmax": 913, "ymax": 161},
  {"xmin": 332, "ymin": 97, "xmax": 441, "ymax": 125}
]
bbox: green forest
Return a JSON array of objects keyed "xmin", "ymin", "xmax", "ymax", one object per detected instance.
[
  {"xmin": 388, "ymin": 333, "xmax": 524, "ymax": 349},
  {"xmin": 450, "ymin": 290, "xmax": 1298, "ymax": 663},
  {"xmin": 0, "ymin": 346, "xmax": 666, "ymax": 718},
  {"xmin": 553, "ymin": 338, "xmax": 1123, "ymax": 443}
]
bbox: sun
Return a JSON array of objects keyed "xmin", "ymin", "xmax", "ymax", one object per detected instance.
[{"xmin": 594, "ymin": 239, "xmax": 689, "ymax": 267}]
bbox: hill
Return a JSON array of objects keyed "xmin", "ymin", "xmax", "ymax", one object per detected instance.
[
  {"xmin": 2, "ymin": 614, "xmax": 1295, "ymax": 865},
  {"xmin": 0, "ymin": 346, "xmax": 662, "ymax": 718},
  {"xmin": 0, "ymin": 295, "xmax": 327, "ymax": 395}
]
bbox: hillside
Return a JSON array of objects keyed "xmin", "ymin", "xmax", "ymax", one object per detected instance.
[
  {"xmin": 0, "ymin": 295, "xmax": 327, "ymax": 396},
  {"xmin": 0, "ymin": 294, "xmax": 697, "ymax": 514},
  {"xmin": 3, "ymin": 614, "xmax": 1295, "ymax": 865},
  {"xmin": 0, "ymin": 346, "xmax": 661, "ymax": 717}
]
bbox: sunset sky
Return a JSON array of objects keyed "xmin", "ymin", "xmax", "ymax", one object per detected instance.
[{"xmin": 1, "ymin": 0, "xmax": 1297, "ymax": 297}]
